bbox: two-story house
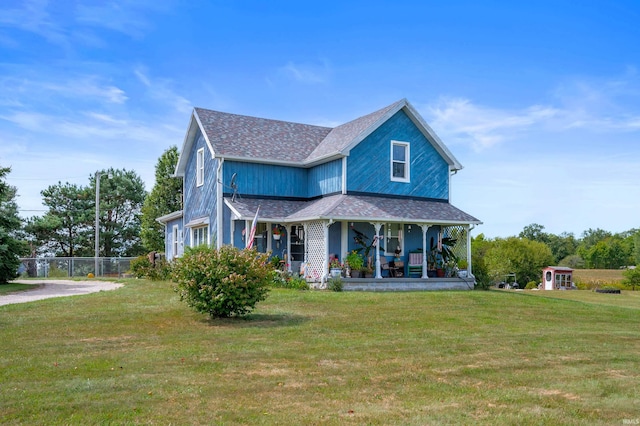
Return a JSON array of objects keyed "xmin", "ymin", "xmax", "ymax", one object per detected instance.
[{"xmin": 157, "ymin": 99, "xmax": 481, "ymax": 288}]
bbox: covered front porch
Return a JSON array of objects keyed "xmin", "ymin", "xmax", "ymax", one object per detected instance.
[{"xmin": 224, "ymin": 194, "xmax": 481, "ymax": 289}]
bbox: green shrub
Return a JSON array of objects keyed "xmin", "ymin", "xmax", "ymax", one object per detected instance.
[
  {"xmin": 130, "ymin": 256, "xmax": 173, "ymax": 281},
  {"xmin": 270, "ymin": 270, "xmax": 309, "ymax": 290},
  {"xmin": 525, "ymin": 281, "xmax": 538, "ymax": 290},
  {"xmin": 327, "ymin": 276, "xmax": 343, "ymax": 292},
  {"xmin": 172, "ymin": 246, "xmax": 271, "ymax": 318}
]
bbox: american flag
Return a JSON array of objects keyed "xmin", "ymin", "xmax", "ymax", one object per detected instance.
[{"xmin": 246, "ymin": 206, "xmax": 260, "ymax": 249}]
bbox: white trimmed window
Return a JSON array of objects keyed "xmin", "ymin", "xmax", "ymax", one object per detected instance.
[
  {"xmin": 191, "ymin": 225, "xmax": 209, "ymax": 247},
  {"xmin": 172, "ymin": 225, "xmax": 180, "ymax": 258},
  {"xmin": 196, "ymin": 148, "xmax": 205, "ymax": 187},
  {"xmin": 391, "ymin": 141, "xmax": 410, "ymax": 182}
]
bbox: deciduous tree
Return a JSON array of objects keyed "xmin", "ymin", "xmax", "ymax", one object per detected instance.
[{"xmin": 140, "ymin": 146, "xmax": 182, "ymax": 253}]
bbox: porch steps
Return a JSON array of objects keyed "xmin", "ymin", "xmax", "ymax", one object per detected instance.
[{"xmin": 342, "ymin": 277, "xmax": 476, "ymax": 292}]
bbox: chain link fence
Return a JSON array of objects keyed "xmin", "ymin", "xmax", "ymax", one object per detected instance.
[{"xmin": 18, "ymin": 257, "xmax": 136, "ymax": 278}]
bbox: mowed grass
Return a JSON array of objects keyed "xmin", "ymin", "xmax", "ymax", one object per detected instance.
[
  {"xmin": 1, "ymin": 280, "xmax": 639, "ymax": 425},
  {"xmin": 0, "ymin": 283, "xmax": 38, "ymax": 295}
]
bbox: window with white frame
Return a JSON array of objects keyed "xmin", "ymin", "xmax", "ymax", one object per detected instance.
[
  {"xmin": 172, "ymin": 225, "xmax": 180, "ymax": 257},
  {"xmin": 384, "ymin": 223, "xmax": 404, "ymax": 257},
  {"xmin": 196, "ymin": 147, "xmax": 205, "ymax": 187},
  {"xmin": 391, "ymin": 141, "xmax": 410, "ymax": 182},
  {"xmin": 191, "ymin": 225, "xmax": 209, "ymax": 247}
]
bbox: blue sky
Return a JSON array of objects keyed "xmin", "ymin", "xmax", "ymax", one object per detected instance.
[{"xmin": 1, "ymin": 0, "xmax": 639, "ymax": 238}]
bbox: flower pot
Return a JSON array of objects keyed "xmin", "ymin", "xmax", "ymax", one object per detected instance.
[
  {"xmin": 436, "ymin": 268, "xmax": 445, "ymax": 278},
  {"xmin": 330, "ymin": 268, "xmax": 342, "ymax": 278},
  {"xmin": 273, "ymin": 234, "xmax": 281, "ymax": 240},
  {"xmin": 351, "ymin": 270, "xmax": 361, "ymax": 278}
]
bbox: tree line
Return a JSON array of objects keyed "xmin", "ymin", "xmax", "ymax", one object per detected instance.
[
  {"xmin": 472, "ymin": 223, "xmax": 640, "ymax": 288},
  {"xmin": 0, "ymin": 147, "xmax": 182, "ymax": 282}
]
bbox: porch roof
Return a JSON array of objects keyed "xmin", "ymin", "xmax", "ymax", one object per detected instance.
[{"xmin": 224, "ymin": 194, "xmax": 481, "ymax": 225}]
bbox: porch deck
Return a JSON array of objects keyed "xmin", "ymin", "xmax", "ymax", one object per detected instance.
[{"xmin": 341, "ymin": 277, "xmax": 476, "ymax": 291}]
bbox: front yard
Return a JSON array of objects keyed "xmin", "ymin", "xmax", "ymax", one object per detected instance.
[{"xmin": 1, "ymin": 280, "xmax": 639, "ymax": 424}]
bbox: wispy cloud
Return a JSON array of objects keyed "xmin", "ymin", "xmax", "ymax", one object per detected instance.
[
  {"xmin": 0, "ymin": 74, "xmax": 128, "ymax": 108},
  {"xmin": 424, "ymin": 73, "xmax": 640, "ymax": 151},
  {"xmin": 75, "ymin": 1, "xmax": 154, "ymax": 39},
  {"xmin": 134, "ymin": 67, "xmax": 192, "ymax": 114},
  {"xmin": 0, "ymin": 0, "xmax": 68, "ymax": 47},
  {"xmin": 424, "ymin": 97, "xmax": 559, "ymax": 150}
]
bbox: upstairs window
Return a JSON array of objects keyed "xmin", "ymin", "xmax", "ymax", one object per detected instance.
[
  {"xmin": 196, "ymin": 148, "xmax": 205, "ymax": 187},
  {"xmin": 391, "ymin": 141, "xmax": 410, "ymax": 182}
]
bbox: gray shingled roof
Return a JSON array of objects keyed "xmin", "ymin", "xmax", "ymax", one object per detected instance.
[
  {"xmin": 194, "ymin": 108, "xmax": 332, "ymax": 163},
  {"xmin": 225, "ymin": 194, "xmax": 480, "ymax": 224},
  {"xmin": 194, "ymin": 99, "xmax": 414, "ymax": 165}
]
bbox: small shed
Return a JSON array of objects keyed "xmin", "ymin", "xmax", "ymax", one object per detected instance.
[{"xmin": 542, "ymin": 266, "xmax": 574, "ymax": 290}]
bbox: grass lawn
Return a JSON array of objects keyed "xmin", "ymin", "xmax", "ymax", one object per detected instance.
[
  {"xmin": 0, "ymin": 283, "xmax": 38, "ymax": 295},
  {"xmin": 1, "ymin": 280, "xmax": 639, "ymax": 425}
]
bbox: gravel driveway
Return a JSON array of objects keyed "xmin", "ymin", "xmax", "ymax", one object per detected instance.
[{"xmin": 0, "ymin": 280, "xmax": 123, "ymax": 306}]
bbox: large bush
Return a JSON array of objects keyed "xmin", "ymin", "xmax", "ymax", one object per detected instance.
[
  {"xmin": 130, "ymin": 255, "xmax": 172, "ymax": 281},
  {"xmin": 172, "ymin": 246, "xmax": 271, "ymax": 318}
]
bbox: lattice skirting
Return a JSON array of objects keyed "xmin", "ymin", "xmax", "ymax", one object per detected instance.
[{"xmin": 305, "ymin": 221, "xmax": 326, "ymax": 284}]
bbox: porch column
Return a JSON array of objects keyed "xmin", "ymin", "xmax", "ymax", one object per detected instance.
[
  {"xmin": 420, "ymin": 224, "xmax": 430, "ymax": 279},
  {"xmin": 286, "ymin": 226, "xmax": 292, "ymax": 273},
  {"xmin": 323, "ymin": 221, "xmax": 330, "ymax": 284},
  {"xmin": 302, "ymin": 223, "xmax": 308, "ymax": 273},
  {"xmin": 467, "ymin": 225, "xmax": 474, "ymax": 278},
  {"xmin": 373, "ymin": 222, "xmax": 383, "ymax": 279}
]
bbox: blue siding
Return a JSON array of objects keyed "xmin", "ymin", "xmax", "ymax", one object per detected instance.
[
  {"xmin": 165, "ymin": 217, "xmax": 183, "ymax": 258},
  {"xmin": 222, "ymin": 203, "xmax": 232, "ymax": 245},
  {"xmin": 223, "ymin": 161, "xmax": 308, "ymax": 198},
  {"xmin": 328, "ymin": 222, "xmax": 342, "ymax": 261},
  {"xmin": 347, "ymin": 110, "xmax": 449, "ymax": 200},
  {"xmin": 309, "ymin": 159, "xmax": 342, "ymax": 197},
  {"xmin": 233, "ymin": 220, "xmax": 246, "ymax": 248},
  {"xmin": 183, "ymin": 129, "xmax": 217, "ymax": 246}
]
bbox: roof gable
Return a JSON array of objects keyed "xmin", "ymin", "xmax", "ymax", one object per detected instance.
[{"xmin": 176, "ymin": 99, "xmax": 462, "ymax": 172}]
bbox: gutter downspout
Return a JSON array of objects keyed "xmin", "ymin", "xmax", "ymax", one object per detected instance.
[{"xmin": 216, "ymin": 158, "xmax": 224, "ymax": 249}]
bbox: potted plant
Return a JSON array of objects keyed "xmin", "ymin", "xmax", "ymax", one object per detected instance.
[
  {"xmin": 346, "ymin": 250, "xmax": 364, "ymax": 278},
  {"xmin": 272, "ymin": 225, "xmax": 282, "ymax": 240},
  {"xmin": 430, "ymin": 236, "xmax": 458, "ymax": 278},
  {"xmin": 329, "ymin": 259, "xmax": 343, "ymax": 278}
]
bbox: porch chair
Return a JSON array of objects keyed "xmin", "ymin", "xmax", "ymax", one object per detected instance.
[
  {"xmin": 381, "ymin": 256, "xmax": 403, "ymax": 277},
  {"xmin": 408, "ymin": 251, "xmax": 423, "ymax": 277}
]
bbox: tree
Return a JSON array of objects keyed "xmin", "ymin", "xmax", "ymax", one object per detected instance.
[
  {"xmin": 484, "ymin": 237, "xmax": 554, "ymax": 286},
  {"xmin": 579, "ymin": 228, "xmax": 612, "ymax": 252},
  {"xmin": 622, "ymin": 268, "xmax": 640, "ymax": 291},
  {"xmin": 471, "ymin": 233, "xmax": 493, "ymax": 289},
  {"xmin": 579, "ymin": 236, "xmax": 632, "ymax": 269},
  {"xmin": 91, "ymin": 168, "xmax": 147, "ymax": 257},
  {"xmin": 519, "ymin": 223, "xmax": 549, "ymax": 244},
  {"xmin": 0, "ymin": 167, "xmax": 23, "ymax": 283},
  {"xmin": 140, "ymin": 146, "xmax": 182, "ymax": 252},
  {"xmin": 547, "ymin": 232, "xmax": 578, "ymax": 264},
  {"xmin": 23, "ymin": 182, "xmax": 94, "ymax": 257}
]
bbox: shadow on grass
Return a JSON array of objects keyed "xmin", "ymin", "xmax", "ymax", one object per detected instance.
[{"xmin": 201, "ymin": 312, "xmax": 309, "ymax": 328}]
